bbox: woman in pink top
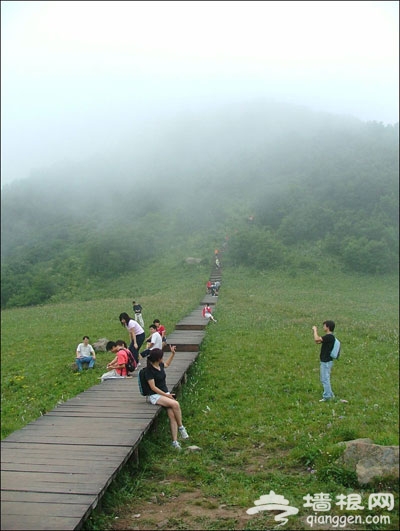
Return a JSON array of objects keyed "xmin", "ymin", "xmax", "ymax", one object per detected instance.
[{"xmin": 119, "ymin": 312, "xmax": 146, "ymax": 364}]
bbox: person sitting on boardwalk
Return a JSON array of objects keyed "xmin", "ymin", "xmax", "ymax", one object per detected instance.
[
  {"xmin": 105, "ymin": 341, "xmax": 129, "ymax": 377},
  {"xmin": 202, "ymin": 304, "xmax": 217, "ymax": 323},
  {"xmin": 206, "ymin": 280, "xmax": 212, "ymax": 294},
  {"xmin": 115, "ymin": 339, "xmax": 137, "ymax": 374},
  {"xmin": 153, "ymin": 319, "xmax": 167, "ymax": 345},
  {"xmin": 210, "ymin": 283, "xmax": 218, "ymax": 296},
  {"xmin": 75, "ymin": 336, "xmax": 96, "ymax": 372},
  {"xmin": 119, "ymin": 312, "xmax": 146, "ymax": 365},
  {"xmin": 141, "ymin": 346, "xmax": 189, "ymax": 449},
  {"xmin": 141, "ymin": 323, "xmax": 163, "ymax": 358}
]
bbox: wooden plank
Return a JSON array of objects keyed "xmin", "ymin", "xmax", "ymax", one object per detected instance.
[
  {"xmin": 1, "ymin": 472, "xmax": 109, "ymax": 495},
  {"xmin": 0, "ymin": 514, "xmax": 83, "ymax": 530},
  {"xmin": 1, "ymin": 443, "xmax": 130, "ymax": 458},
  {"xmin": 200, "ymin": 295, "xmax": 218, "ymax": 304},
  {"xmin": 0, "ymin": 491, "xmax": 94, "ymax": 504},
  {"xmin": 2, "ymin": 500, "xmax": 90, "ymax": 516},
  {"xmin": 165, "ymin": 330, "xmax": 206, "ymax": 351}
]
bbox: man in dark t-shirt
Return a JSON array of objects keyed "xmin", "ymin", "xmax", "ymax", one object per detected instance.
[{"xmin": 312, "ymin": 320, "xmax": 336, "ymax": 402}]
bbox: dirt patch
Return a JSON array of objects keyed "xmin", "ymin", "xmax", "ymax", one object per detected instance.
[{"xmin": 111, "ymin": 490, "xmax": 254, "ymax": 530}]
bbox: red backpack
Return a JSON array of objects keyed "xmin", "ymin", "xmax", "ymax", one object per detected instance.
[{"xmin": 122, "ymin": 348, "xmax": 137, "ymax": 373}]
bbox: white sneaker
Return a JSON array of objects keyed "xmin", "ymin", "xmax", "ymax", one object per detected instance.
[
  {"xmin": 172, "ymin": 440, "xmax": 182, "ymax": 450},
  {"xmin": 178, "ymin": 426, "xmax": 189, "ymax": 439}
]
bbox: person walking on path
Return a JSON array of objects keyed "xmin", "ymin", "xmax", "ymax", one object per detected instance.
[
  {"xmin": 75, "ymin": 336, "xmax": 96, "ymax": 372},
  {"xmin": 202, "ymin": 304, "xmax": 217, "ymax": 323},
  {"xmin": 119, "ymin": 312, "xmax": 146, "ymax": 364},
  {"xmin": 140, "ymin": 345, "xmax": 189, "ymax": 449},
  {"xmin": 141, "ymin": 323, "xmax": 163, "ymax": 358},
  {"xmin": 312, "ymin": 320, "xmax": 336, "ymax": 402},
  {"xmin": 132, "ymin": 300, "xmax": 145, "ymax": 328}
]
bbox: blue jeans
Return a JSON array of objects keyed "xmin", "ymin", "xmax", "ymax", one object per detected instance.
[
  {"xmin": 129, "ymin": 332, "xmax": 146, "ymax": 364},
  {"xmin": 320, "ymin": 361, "xmax": 334, "ymax": 399},
  {"xmin": 76, "ymin": 356, "xmax": 95, "ymax": 371}
]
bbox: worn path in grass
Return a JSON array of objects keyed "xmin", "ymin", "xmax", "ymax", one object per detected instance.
[{"xmin": 1, "ymin": 272, "xmax": 221, "ymax": 531}]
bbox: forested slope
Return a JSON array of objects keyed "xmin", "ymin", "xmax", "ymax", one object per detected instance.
[{"xmin": 1, "ymin": 101, "xmax": 398, "ymax": 308}]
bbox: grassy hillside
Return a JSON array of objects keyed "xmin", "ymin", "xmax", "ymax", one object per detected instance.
[
  {"xmin": 1, "ymin": 263, "xmax": 398, "ymax": 529},
  {"xmin": 1, "ymin": 104, "xmax": 398, "ymax": 309},
  {"xmin": 86, "ymin": 267, "xmax": 398, "ymax": 530}
]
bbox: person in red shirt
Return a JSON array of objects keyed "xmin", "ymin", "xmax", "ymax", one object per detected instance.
[
  {"xmin": 105, "ymin": 341, "xmax": 129, "ymax": 377},
  {"xmin": 202, "ymin": 305, "xmax": 217, "ymax": 323},
  {"xmin": 153, "ymin": 319, "xmax": 167, "ymax": 345}
]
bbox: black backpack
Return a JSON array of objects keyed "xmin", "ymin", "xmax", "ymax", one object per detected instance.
[
  {"xmin": 123, "ymin": 348, "xmax": 137, "ymax": 373},
  {"xmin": 138, "ymin": 368, "xmax": 151, "ymax": 396}
]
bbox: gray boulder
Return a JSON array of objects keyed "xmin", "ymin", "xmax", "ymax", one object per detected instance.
[
  {"xmin": 185, "ymin": 257, "xmax": 203, "ymax": 265},
  {"xmin": 336, "ymin": 438, "xmax": 399, "ymax": 485},
  {"xmin": 93, "ymin": 338, "xmax": 110, "ymax": 352}
]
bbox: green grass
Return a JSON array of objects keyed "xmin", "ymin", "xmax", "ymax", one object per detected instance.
[{"xmin": 1, "ymin": 265, "xmax": 398, "ymax": 530}]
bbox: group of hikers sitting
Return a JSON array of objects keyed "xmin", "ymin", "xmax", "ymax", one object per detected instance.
[
  {"xmin": 79, "ymin": 318, "xmax": 190, "ymax": 450},
  {"xmin": 74, "ymin": 272, "xmax": 222, "ymax": 449},
  {"xmin": 206, "ymin": 279, "xmax": 221, "ymax": 296},
  {"xmin": 74, "ymin": 313, "xmax": 168, "ymax": 378}
]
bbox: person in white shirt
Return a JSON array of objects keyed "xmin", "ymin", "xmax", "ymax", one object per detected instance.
[
  {"xmin": 140, "ymin": 323, "xmax": 162, "ymax": 358},
  {"xmin": 119, "ymin": 312, "xmax": 146, "ymax": 364},
  {"xmin": 75, "ymin": 336, "xmax": 96, "ymax": 371}
]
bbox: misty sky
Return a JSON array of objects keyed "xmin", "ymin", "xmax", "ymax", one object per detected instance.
[{"xmin": 1, "ymin": 0, "xmax": 399, "ymax": 185}]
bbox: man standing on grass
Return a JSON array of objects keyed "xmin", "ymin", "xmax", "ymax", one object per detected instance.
[
  {"xmin": 132, "ymin": 300, "xmax": 144, "ymax": 328},
  {"xmin": 312, "ymin": 320, "xmax": 336, "ymax": 402}
]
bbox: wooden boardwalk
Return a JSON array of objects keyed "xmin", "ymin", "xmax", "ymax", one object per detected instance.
[{"xmin": 1, "ymin": 270, "xmax": 221, "ymax": 531}]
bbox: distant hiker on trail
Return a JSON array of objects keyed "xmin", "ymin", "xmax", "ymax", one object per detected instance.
[
  {"xmin": 119, "ymin": 312, "xmax": 146, "ymax": 365},
  {"xmin": 215, "ymin": 257, "xmax": 220, "ymax": 269},
  {"xmin": 202, "ymin": 304, "xmax": 217, "ymax": 323},
  {"xmin": 75, "ymin": 336, "xmax": 96, "ymax": 372},
  {"xmin": 132, "ymin": 300, "xmax": 144, "ymax": 328},
  {"xmin": 140, "ymin": 345, "xmax": 190, "ymax": 450},
  {"xmin": 312, "ymin": 320, "xmax": 336, "ymax": 402},
  {"xmin": 141, "ymin": 323, "xmax": 163, "ymax": 359}
]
